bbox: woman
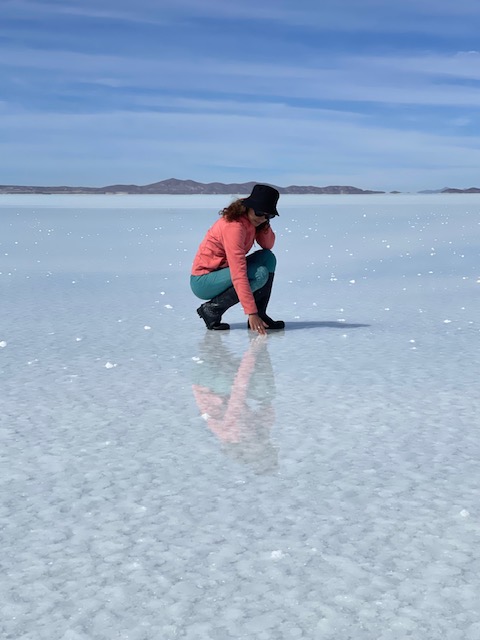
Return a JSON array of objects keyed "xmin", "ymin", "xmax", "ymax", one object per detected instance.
[{"xmin": 190, "ymin": 183, "xmax": 284, "ymax": 334}]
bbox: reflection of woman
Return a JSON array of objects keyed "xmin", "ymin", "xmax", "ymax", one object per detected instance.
[
  {"xmin": 190, "ymin": 184, "xmax": 284, "ymax": 334},
  {"xmin": 192, "ymin": 335, "xmax": 278, "ymax": 474}
]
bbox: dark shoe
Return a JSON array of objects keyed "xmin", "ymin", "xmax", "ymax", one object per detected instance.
[
  {"xmin": 197, "ymin": 285, "xmax": 239, "ymax": 330},
  {"xmin": 197, "ymin": 305, "xmax": 230, "ymax": 330},
  {"xmin": 247, "ymin": 314, "xmax": 285, "ymax": 330},
  {"xmin": 251, "ymin": 273, "xmax": 285, "ymax": 330},
  {"xmin": 260, "ymin": 314, "xmax": 285, "ymax": 330}
]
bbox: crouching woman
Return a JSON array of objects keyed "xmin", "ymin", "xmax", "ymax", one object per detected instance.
[{"xmin": 190, "ymin": 184, "xmax": 284, "ymax": 335}]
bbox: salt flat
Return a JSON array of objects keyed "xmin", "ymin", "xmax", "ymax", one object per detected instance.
[{"xmin": 1, "ymin": 194, "xmax": 480, "ymax": 639}]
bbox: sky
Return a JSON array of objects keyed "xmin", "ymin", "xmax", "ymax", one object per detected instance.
[{"xmin": 1, "ymin": 0, "xmax": 480, "ymax": 191}]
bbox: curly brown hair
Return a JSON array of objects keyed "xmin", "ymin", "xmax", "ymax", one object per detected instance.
[
  {"xmin": 219, "ymin": 198, "xmax": 270, "ymax": 232},
  {"xmin": 219, "ymin": 199, "xmax": 248, "ymax": 221}
]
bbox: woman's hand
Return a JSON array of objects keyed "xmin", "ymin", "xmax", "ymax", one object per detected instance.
[
  {"xmin": 248, "ymin": 313, "xmax": 269, "ymax": 335},
  {"xmin": 256, "ymin": 220, "xmax": 270, "ymax": 232}
]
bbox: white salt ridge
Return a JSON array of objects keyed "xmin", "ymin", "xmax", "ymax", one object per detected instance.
[
  {"xmin": 0, "ymin": 340, "xmax": 6, "ymax": 348},
  {"xmin": 1, "ymin": 194, "xmax": 479, "ymax": 640}
]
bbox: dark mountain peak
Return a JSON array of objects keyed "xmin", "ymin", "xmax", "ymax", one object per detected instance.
[
  {"xmin": 441, "ymin": 186, "xmax": 480, "ymax": 193},
  {"xmin": 0, "ymin": 178, "xmax": 386, "ymax": 195},
  {"xmin": 2, "ymin": 179, "xmax": 480, "ymax": 195}
]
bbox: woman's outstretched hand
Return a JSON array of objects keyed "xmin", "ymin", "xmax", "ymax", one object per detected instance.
[{"xmin": 248, "ymin": 313, "xmax": 269, "ymax": 335}]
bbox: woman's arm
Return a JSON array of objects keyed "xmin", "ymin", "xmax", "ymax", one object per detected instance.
[
  {"xmin": 255, "ymin": 221, "xmax": 275, "ymax": 249},
  {"xmin": 222, "ymin": 223, "xmax": 258, "ymax": 315}
]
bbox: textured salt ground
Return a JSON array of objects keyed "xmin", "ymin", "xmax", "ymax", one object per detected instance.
[{"xmin": 1, "ymin": 195, "xmax": 480, "ymax": 639}]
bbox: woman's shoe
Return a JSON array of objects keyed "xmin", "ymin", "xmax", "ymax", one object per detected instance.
[
  {"xmin": 197, "ymin": 286, "xmax": 239, "ymax": 330},
  {"xmin": 197, "ymin": 304, "xmax": 230, "ymax": 330},
  {"xmin": 247, "ymin": 314, "xmax": 285, "ymax": 330},
  {"xmin": 260, "ymin": 314, "xmax": 285, "ymax": 330},
  {"xmin": 251, "ymin": 273, "xmax": 285, "ymax": 330}
]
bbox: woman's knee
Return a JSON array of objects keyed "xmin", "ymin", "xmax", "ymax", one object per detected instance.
[
  {"xmin": 250, "ymin": 248, "xmax": 277, "ymax": 273},
  {"xmin": 250, "ymin": 265, "xmax": 269, "ymax": 292},
  {"xmin": 265, "ymin": 249, "xmax": 277, "ymax": 272}
]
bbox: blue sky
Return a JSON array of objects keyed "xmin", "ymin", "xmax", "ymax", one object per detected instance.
[{"xmin": 1, "ymin": 0, "xmax": 480, "ymax": 191}]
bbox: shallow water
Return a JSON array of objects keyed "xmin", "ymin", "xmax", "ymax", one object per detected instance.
[{"xmin": 1, "ymin": 195, "xmax": 480, "ymax": 639}]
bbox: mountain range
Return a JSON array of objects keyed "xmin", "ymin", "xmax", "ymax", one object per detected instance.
[{"xmin": 0, "ymin": 178, "xmax": 479, "ymax": 195}]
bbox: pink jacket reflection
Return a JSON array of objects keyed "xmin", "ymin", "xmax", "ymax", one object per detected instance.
[{"xmin": 192, "ymin": 339, "xmax": 277, "ymax": 472}]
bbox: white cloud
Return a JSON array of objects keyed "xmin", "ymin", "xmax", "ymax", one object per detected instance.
[
  {"xmin": 2, "ymin": 0, "xmax": 480, "ymax": 189},
  {"xmin": 363, "ymin": 51, "xmax": 480, "ymax": 80},
  {"xmin": 2, "ymin": 106, "xmax": 480, "ymax": 190},
  {"xmin": 5, "ymin": 0, "xmax": 480, "ymax": 34},
  {"xmin": 2, "ymin": 46, "xmax": 480, "ymax": 110}
]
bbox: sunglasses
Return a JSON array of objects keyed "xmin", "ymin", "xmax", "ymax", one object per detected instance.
[{"xmin": 254, "ymin": 210, "xmax": 276, "ymax": 220}]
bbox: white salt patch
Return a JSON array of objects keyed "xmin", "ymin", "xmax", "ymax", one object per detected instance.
[
  {"xmin": 270, "ymin": 550, "xmax": 285, "ymax": 560},
  {"xmin": 164, "ymin": 304, "xmax": 173, "ymax": 309},
  {"xmin": 144, "ymin": 325, "xmax": 151, "ymax": 330},
  {"xmin": 105, "ymin": 362, "xmax": 117, "ymax": 369},
  {"xmin": 0, "ymin": 341, "xmax": 6, "ymax": 348},
  {"xmin": 443, "ymin": 319, "xmax": 452, "ymax": 324},
  {"xmin": 460, "ymin": 509, "xmax": 470, "ymax": 518}
]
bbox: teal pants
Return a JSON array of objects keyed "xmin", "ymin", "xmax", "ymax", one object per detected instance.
[{"xmin": 191, "ymin": 249, "xmax": 277, "ymax": 300}]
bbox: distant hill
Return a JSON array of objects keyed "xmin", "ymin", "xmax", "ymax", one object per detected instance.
[
  {"xmin": 1, "ymin": 179, "xmax": 479, "ymax": 195},
  {"xmin": 440, "ymin": 187, "xmax": 480, "ymax": 194},
  {"xmin": 0, "ymin": 178, "xmax": 384, "ymax": 195},
  {"xmin": 418, "ymin": 187, "xmax": 480, "ymax": 194}
]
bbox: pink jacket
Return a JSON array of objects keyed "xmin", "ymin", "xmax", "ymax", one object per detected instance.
[{"xmin": 191, "ymin": 215, "xmax": 275, "ymax": 315}]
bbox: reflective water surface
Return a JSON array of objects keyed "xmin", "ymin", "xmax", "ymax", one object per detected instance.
[{"xmin": 1, "ymin": 196, "xmax": 480, "ymax": 639}]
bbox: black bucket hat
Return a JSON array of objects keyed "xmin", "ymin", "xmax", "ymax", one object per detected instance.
[{"xmin": 242, "ymin": 184, "xmax": 280, "ymax": 218}]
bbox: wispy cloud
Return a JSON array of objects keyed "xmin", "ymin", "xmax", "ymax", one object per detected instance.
[
  {"xmin": 2, "ymin": 0, "xmax": 480, "ymax": 188},
  {"xmin": 2, "ymin": 46, "xmax": 480, "ymax": 110},
  {"xmin": 2, "ymin": 103, "xmax": 480, "ymax": 190}
]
